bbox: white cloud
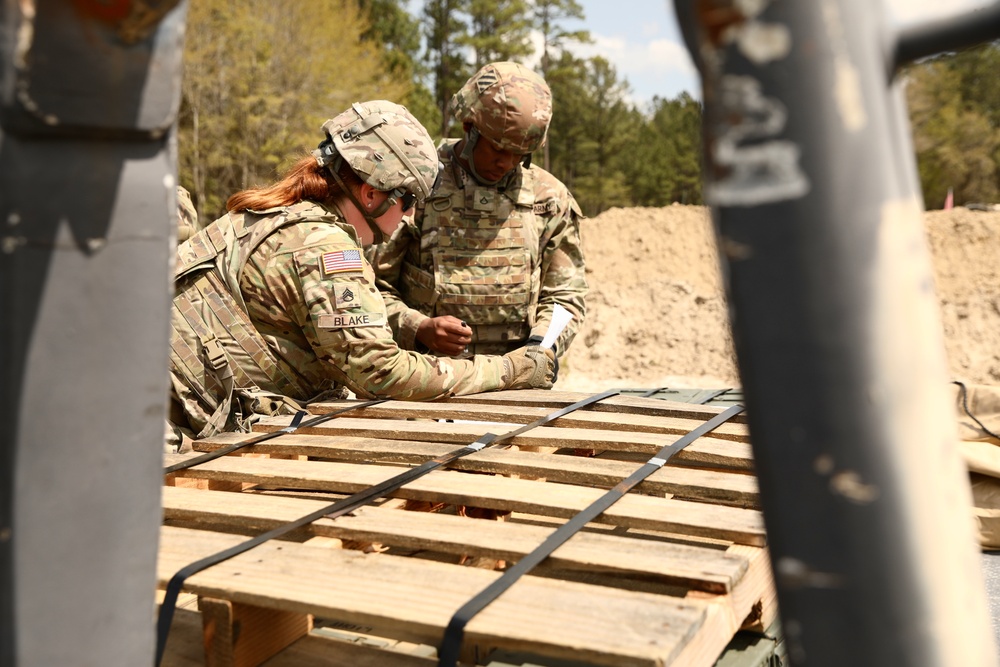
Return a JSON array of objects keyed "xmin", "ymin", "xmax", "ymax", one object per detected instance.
[
  {"xmin": 641, "ymin": 21, "xmax": 661, "ymax": 39},
  {"xmin": 569, "ymin": 33, "xmax": 692, "ymax": 78},
  {"xmin": 885, "ymin": 0, "xmax": 994, "ymax": 24},
  {"xmin": 645, "ymin": 39, "xmax": 696, "ymax": 77}
]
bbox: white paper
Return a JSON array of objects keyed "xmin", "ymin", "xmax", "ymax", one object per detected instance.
[{"xmin": 540, "ymin": 304, "xmax": 573, "ymax": 350}]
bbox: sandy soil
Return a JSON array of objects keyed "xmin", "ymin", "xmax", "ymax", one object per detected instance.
[{"xmin": 558, "ymin": 205, "xmax": 1000, "ymax": 392}]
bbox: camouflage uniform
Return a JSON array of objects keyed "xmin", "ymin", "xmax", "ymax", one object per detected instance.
[
  {"xmin": 234, "ymin": 203, "xmax": 507, "ymax": 400},
  {"xmin": 175, "ymin": 185, "xmax": 200, "ymax": 243},
  {"xmin": 373, "ymin": 63, "xmax": 587, "ymax": 357}
]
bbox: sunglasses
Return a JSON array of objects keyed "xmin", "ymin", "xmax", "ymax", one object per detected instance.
[
  {"xmin": 394, "ymin": 162, "xmax": 444, "ymax": 212},
  {"xmin": 400, "ymin": 191, "xmax": 417, "ymax": 212}
]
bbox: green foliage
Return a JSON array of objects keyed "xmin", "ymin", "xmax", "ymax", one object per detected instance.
[
  {"xmin": 356, "ymin": 0, "xmax": 437, "ymax": 129},
  {"xmin": 177, "ymin": 1, "xmax": 710, "ymax": 220},
  {"xmin": 533, "ymin": 0, "xmax": 590, "ymax": 76},
  {"xmin": 547, "ymin": 55, "xmax": 638, "ymax": 215},
  {"xmin": 461, "ymin": 0, "xmax": 534, "ymax": 66},
  {"xmin": 422, "ymin": 0, "xmax": 472, "ymax": 137},
  {"xmin": 177, "ymin": 3, "xmax": 1000, "ymax": 222},
  {"xmin": 357, "ymin": 0, "xmax": 422, "ymax": 78},
  {"xmin": 178, "ymin": 0, "xmax": 409, "ymax": 221},
  {"xmin": 622, "ymin": 93, "xmax": 703, "ymax": 206},
  {"xmin": 905, "ymin": 42, "xmax": 1000, "ymax": 209}
]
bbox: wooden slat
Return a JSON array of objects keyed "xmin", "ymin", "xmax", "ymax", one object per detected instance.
[
  {"xmin": 160, "ymin": 606, "xmax": 439, "ymax": 667},
  {"xmin": 266, "ymin": 631, "xmax": 437, "ymax": 667},
  {"xmin": 158, "ymin": 525, "xmax": 708, "ymax": 667},
  {"xmin": 433, "ymin": 389, "xmax": 749, "ymax": 423},
  {"xmin": 199, "ymin": 597, "xmax": 310, "ymax": 667},
  {"xmin": 672, "ymin": 546, "xmax": 777, "ymax": 667},
  {"xmin": 187, "ymin": 432, "xmax": 759, "ymax": 508},
  {"xmin": 162, "ymin": 485, "xmax": 748, "ymax": 593},
  {"xmin": 251, "ymin": 416, "xmax": 755, "ymax": 471},
  {"xmin": 309, "ymin": 399, "xmax": 750, "ymax": 442},
  {"xmin": 170, "ymin": 457, "xmax": 766, "ymax": 546}
]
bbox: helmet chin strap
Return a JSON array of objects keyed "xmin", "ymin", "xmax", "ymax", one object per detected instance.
[
  {"xmin": 327, "ymin": 158, "xmax": 387, "ymax": 244},
  {"xmin": 460, "ymin": 127, "xmax": 503, "ymax": 187}
]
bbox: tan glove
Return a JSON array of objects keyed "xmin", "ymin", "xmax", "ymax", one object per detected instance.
[{"xmin": 501, "ymin": 345, "xmax": 556, "ymax": 389}]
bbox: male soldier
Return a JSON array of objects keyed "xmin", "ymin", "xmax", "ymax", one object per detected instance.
[{"xmin": 373, "ymin": 62, "xmax": 587, "ymax": 366}]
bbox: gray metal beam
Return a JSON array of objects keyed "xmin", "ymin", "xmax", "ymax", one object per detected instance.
[
  {"xmin": 0, "ymin": 1, "xmax": 186, "ymax": 664},
  {"xmin": 673, "ymin": 1, "xmax": 998, "ymax": 665}
]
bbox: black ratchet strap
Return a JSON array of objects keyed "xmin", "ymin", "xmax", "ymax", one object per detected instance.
[
  {"xmin": 163, "ymin": 399, "xmax": 389, "ymax": 474},
  {"xmin": 953, "ymin": 380, "xmax": 1000, "ymax": 441},
  {"xmin": 436, "ymin": 403, "xmax": 746, "ymax": 667},
  {"xmin": 695, "ymin": 388, "xmax": 730, "ymax": 405},
  {"xmin": 155, "ymin": 389, "xmax": 620, "ymax": 666}
]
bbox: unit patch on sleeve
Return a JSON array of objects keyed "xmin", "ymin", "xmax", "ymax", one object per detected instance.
[
  {"xmin": 317, "ymin": 311, "xmax": 387, "ymax": 330},
  {"xmin": 334, "ymin": 281, "xmax": 362, "ymax": 310},
  {"xmin": 322, "ymin": 249, "xmax": 363, "ymax": 275}
]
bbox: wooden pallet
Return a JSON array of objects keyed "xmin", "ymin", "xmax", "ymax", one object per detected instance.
[{"xmin": 159, "ymin": 389, "xmax": 776, "ymax": 667}]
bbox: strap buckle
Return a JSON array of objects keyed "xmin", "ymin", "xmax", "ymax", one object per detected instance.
[{"xmin": 202, "ymin": 337, "xmax": 228, "ymax": 371}]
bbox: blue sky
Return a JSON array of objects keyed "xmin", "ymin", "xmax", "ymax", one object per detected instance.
[{"xmin": 565, "ymin": 1, "xmax": 694, "ymax": 109}]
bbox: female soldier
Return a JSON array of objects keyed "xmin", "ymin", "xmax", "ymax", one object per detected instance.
[{"xmin": 167, "ymin": 101, "xmax": 554, "ymax": 448}]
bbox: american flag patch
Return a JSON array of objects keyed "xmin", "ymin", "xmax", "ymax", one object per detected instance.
[{"xmin": 322, "ymin": 249, "xmax": 362, "ymax": 275}]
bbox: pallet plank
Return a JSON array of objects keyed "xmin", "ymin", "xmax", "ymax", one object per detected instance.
[
  {"xmin": 309, "ymin": 399, "xmax": 750, "ymax": 443},
  {"xmin": 170, "ymin": 457, "xmax": 766, "ymax": 546},
  {"xmin": 251, "ymin": 416, "xmax": 754, "ymax": 471},
  {"xmin": 434, "ymin": 389, "xmax": 748, "ymax": 423},
  {"xmin": 187, "ymin": 432, "xmax": 759, "ymax": 508},
  {"xmin": 158, "ymin": 526, "xmax": 708, "ymax": 667},
  {"xmin": 162, "ymin": 485, "xmax": 748, "ymax": 593}
]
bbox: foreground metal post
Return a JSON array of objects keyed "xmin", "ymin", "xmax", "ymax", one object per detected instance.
[
  {"xmin": 674, "ymin": 1, "xmax": 998, "ymax": 665},
  {"xmin": 0, "ymin": 1, "xmax": 186, "ymax": 664}
]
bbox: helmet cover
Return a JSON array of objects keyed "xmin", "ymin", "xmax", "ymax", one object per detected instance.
[
  {"xmin": 451, "ymin": 62, "xmax": 552, "ymax": 154},
  {"xmin": 314, "ymin": 100, "xmax": 439, "ymax": 201}
]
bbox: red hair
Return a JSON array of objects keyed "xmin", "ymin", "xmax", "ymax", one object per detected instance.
[{"xmin": 226, "ymin": 155, "xmax": 363, "ymax": 212}]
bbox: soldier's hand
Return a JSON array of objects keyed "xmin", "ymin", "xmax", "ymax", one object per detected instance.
[
  {"xmin": 524, "ymin": 335, "xmax": 558, "ymax": 382},
  {"xmin": 416, "ymin": 316, "xmax": 472, "ymax": 356},
  {"xmin": 501, "ymin": 345, "xmax": 556, "ymax": 390}
]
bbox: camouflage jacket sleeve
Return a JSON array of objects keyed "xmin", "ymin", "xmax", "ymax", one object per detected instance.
[
  {"xmin": 242, "ymin": 221, "xmax": 506, "ymax": 400},
  {"xmin": 371, "ymin": 218, "xmax": 429, "ymax": 350},
  {"xmin": 530, "ymin": 171, "xmax": 588, "ymax": 356}
]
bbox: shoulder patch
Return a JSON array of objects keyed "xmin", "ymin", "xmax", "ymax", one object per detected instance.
[
  {"xmin": 322, "ymin": 249, "xmax": 363, "ymax": 275},
  {"xmin": 532, "ymin": 200, "xmax": 559, "ymax": 215},
  {"xmin": 334, "ymin": 281, "xmax": 362, "ymax": 310}
]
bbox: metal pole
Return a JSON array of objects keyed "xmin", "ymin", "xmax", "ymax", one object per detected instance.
[
  {"xmin": 673, "ymin": 1, "xmax": 998, "ymax": 665},
  {"xmin": 0, "ymin": 1, "xmax": 186, "ymax": 664}
]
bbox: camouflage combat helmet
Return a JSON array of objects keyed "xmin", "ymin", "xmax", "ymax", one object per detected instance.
[
  {"xmin": 451, "ymin": 62, "xmax": 552, "ymax": 155},
  {"xmin": 313, "ymin": 100, "xmax": 440, "ymax": 242},
  {"xmin": 315, "ymin": 100, "xmax": 439, "ymax": 201}
]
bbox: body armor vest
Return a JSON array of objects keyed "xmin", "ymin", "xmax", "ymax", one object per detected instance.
[
  {"xmin": 169, "ymin": 203, "xmax": 328, "ymax": 437},
  {"xmin": 398, "ymin": 148, "xmax": 545, "ymax": 347}
]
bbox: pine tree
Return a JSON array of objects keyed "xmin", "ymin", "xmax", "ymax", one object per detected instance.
[
  {"xmin": 422, "ymin": 0, "xmax": 471, "ymax": 137},
  {"xmin": 905, "ymin": 42, "xmax": 1000, "ymax": 208},
  {"xmin": 461, "ymin": 0, "xmax": 533, "ymax": 67},
  {"xmin": 571, "ymin": 57, "xmax": 633, "ymax": 215},
  {"xmin": 532, "ymin": 0, "xmax": 590, "ymax": 170},
  {"xmin": 624, "ymin": 93, "xmax": 703, "ymax": 206}
]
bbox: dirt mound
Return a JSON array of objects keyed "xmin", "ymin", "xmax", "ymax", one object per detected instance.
[{"xmin": 559, "ymin": 204, "xmax": 1000, "ymax": 392}]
